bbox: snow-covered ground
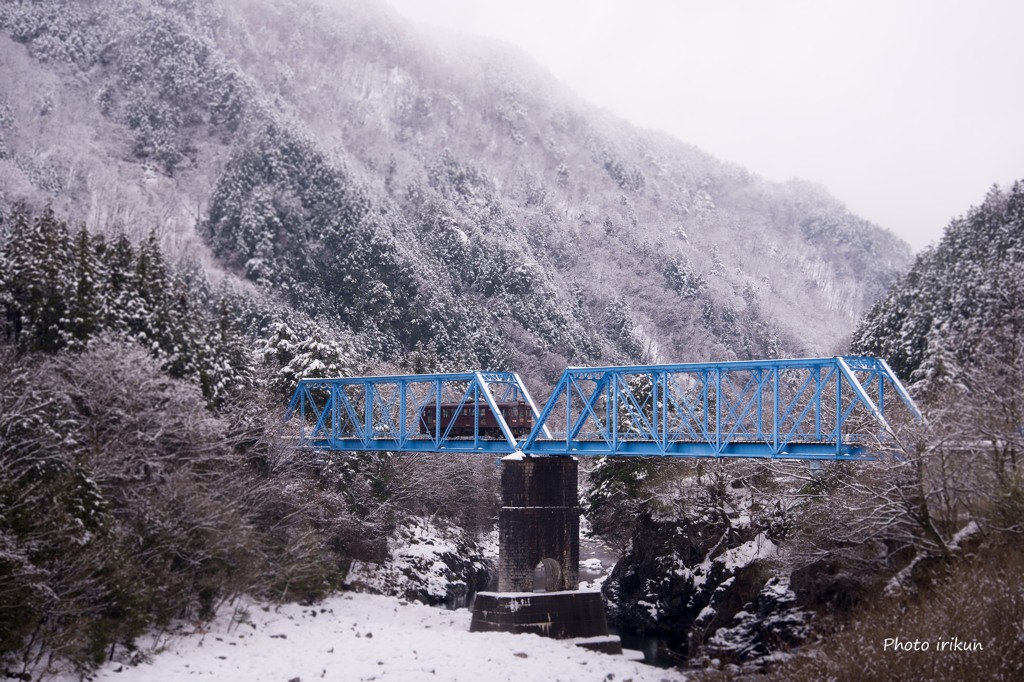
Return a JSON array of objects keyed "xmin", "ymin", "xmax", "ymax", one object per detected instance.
[{"xmin": 71, "ymin": 592, "xmax": 686, "ymax": 682}]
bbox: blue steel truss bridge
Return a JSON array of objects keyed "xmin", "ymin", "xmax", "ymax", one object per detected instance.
[{"xmin": 284, "ymin": 356, "xmax": 921, "ymax": 461}]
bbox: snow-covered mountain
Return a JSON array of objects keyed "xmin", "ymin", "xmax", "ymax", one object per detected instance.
[{"xmin": 0, "ymin": 0, "xmax": 911, "ymax": 382}]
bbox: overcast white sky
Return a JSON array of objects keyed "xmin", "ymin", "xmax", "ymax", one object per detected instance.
[{"xmin": 382, "ymin": 0, "xmax": 1024, "ymax": 251}]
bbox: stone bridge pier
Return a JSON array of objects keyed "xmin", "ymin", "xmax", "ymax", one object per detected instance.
[
  {"xmin": 470, "ymin": 456, "xmax": 620, "ymax": 654},
  {"xmin": 498, "ymin": 456, "xmax": 579, "ymax": 592}
]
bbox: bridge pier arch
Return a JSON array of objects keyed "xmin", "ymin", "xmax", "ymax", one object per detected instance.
[{"xmin": 533, "ymin": 558, "xmax": 562, "ymax": 592}]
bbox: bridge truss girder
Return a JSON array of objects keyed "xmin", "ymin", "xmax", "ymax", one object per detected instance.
[
  {"xmin": 521, "ymin": 356, "xmax": 920, "ymax": 460},
  {"xmin": 284, "ymin": 371, "xmax": 549, "ymax": 454},
  {"xmin": 284, "ymin": 356, "xmax": 920, "ymax": 460}
]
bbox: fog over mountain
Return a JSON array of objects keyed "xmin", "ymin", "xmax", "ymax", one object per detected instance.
[{"xmin": 0, "ymin": 0, "xmax": 911, "ymax": 379}]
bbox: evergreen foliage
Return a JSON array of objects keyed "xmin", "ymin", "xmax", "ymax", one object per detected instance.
[
  {"xmin": 0, "ymin": 206, "xmax": 252, "ymax": 406},
  {"xmin": 203, "ymin": 121, "xmax": 415, "ymax": 349},
  {"xmin": 0, "ymin": 204, "xmax": 504, "ymax": 675},
  {"xmin": 852, "ymin": 182, "xmax": 1024, "ymax": 389},
  {"xmin": 0, "ymin": 0, "xmax": 248, "ymax": 173},
  {"xmin": 583, "ymin": 457, "xmax": 658, "ymax": 551},
  {"xmin": 258, "ymin": 318, "xmax": 361, "ymax": 400}
]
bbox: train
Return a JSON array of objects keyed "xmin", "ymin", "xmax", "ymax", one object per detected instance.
[{"xmin": 419, "ymin": 400, "xmax": 533, "ymax": 438}]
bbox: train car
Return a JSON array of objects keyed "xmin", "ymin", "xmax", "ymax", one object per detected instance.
[{"xmin": 419, "ymin": 400, "xmax": 533, "ymax": 438}]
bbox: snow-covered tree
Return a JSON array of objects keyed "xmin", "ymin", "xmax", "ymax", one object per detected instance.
[
  {"xmin": 259, "ymin": 318, "xmax": 360, "ymax": 398},
  {"xmin": 0, "ymin": 207, "xmax": 73, "ymax": 351},
  {"xmin": 854, "ymin": 181, "xmax": 1024, "ymax": 383}
]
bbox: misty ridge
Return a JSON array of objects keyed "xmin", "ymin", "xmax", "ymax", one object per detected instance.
[
  {"xmin": 1, "ymin": 1, "xmax": 1022, "ymax": 680},
  {"xmin": 0, "ymin": 0, "xmax": 911, "ymax": 383}
]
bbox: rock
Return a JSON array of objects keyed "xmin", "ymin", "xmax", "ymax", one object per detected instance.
[
  {"xmin": 704, "ymin": 576, "xmax": 810, "ymax": 661},
  {"xmin": 345, "ymin": 516, "xmax": 496, "ymax": 609},
  {"xmin": 603, "ymin": 511, "xmax": 777, "ymax": 660}
]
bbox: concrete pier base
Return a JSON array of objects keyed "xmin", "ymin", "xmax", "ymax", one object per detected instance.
[{"xmin": 470, "ymin": 590, "xmax": 622, "ymax": 654}]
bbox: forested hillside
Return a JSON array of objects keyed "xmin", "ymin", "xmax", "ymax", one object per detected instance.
[
  {"xmin": 756, "ymin": 181, "xmax": 1024, "ymax": 682},
  {"xmin": 0, "ymin": 0, "xmax": 910, "ymax": 384},
  {"xmin": 853, "ymin": 182, "xmax": 1024, "ymax": 389}
]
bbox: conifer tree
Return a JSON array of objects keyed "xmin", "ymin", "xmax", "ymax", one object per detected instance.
[
  {"xmin": 1, "ymin": 208, "xmax": 74, "ymax": 351},
  {"xmin": 260, "ymin": 319, "xmax": 359, "ymax": 399},
  {"xmin": 66, "ymin": 227, "xmax": 103, "ymax": 347},
  {"xmin": 101, "ymin": 232, "xmax": 138, "ymax": 335},
  {"xmin": 199, "ymin": 292, "xmax": 253, "ymax": 406},
  {"xmin": 131, "ymin": 230, "xmax": 172, "ymax": 352}
]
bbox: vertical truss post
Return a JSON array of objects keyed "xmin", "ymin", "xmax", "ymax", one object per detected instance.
[
  {"xmin": 715, "ymin": 368, "xmax": 722, "ymax": 454},
  {"xmin": 399, "ymin": 380, "xmax": 407, "ymax": 447},
  {"xmin": 835, "ymin": 367, "xmax": 843, "ymax": 455},
  {"xmin": 773, "ymin": 365, "xmax": 780, "ymax": 453},
  {"xmin": 332, "ymin": 383, "xmax": 339, "ymax": 444}
]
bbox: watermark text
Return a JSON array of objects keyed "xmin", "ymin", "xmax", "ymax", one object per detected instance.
[{"xmin": 883, "ymin": 637, "xmax": 983, "ymax": 652}]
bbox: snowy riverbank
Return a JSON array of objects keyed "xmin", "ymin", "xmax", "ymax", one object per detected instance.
[{"xmin": 62, "ymin": 592, "xmax": 686, "ymax": 682}]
